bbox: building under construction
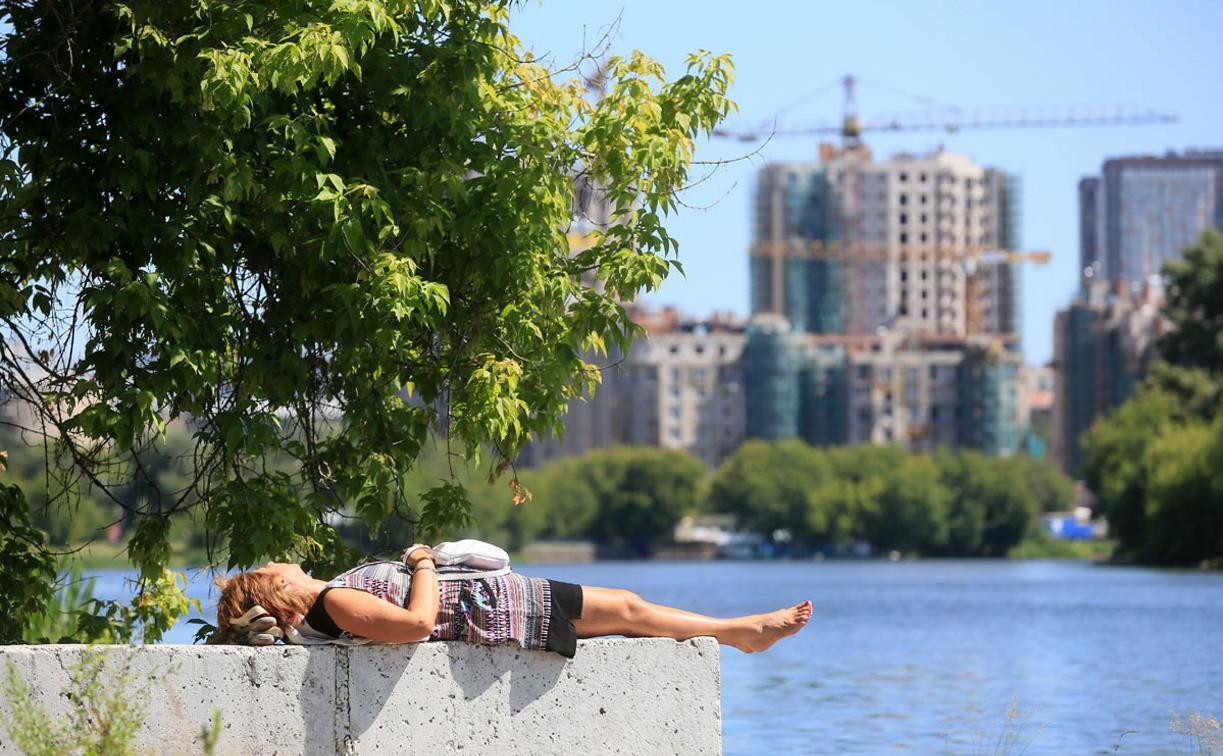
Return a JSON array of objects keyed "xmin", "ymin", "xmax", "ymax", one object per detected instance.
[
  {"xmin": 751, "ymin": 144, "xmax": 1027, "ymax": 338},
  {"xmin": 745, "ymin": 144, "xmax": 1032, "ymax": 455},
  {"xmin": 743, "ymin": 317, "xmax": 1025, "ymax": 455}
]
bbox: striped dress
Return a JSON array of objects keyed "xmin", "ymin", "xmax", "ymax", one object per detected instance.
[{"xmin": 325, "ymin": 561, "xmax": 553, "ymax": 652}]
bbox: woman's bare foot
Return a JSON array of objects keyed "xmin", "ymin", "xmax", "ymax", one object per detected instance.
[{"xmin": 740, "ymin": 600, "xmax": 813, "ymax": 653}]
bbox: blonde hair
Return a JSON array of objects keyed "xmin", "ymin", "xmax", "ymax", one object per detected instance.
[{"xmin": 213, "ymin": 571, "xmax": 317, "ymax": 644}]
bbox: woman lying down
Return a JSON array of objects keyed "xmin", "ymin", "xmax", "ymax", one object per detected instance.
[{"xmin": 215, "ymin": 544, "xmax": 812, "ymax": 657}]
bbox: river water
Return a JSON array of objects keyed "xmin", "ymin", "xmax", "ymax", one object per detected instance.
[{"xmin": 92, "ymin": 560, "xmax": 1223, "ymax": 754}]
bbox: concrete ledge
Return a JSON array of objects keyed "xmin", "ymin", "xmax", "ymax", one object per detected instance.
[{"xmin": 0, "ymin": 639, "xmax": 720, "ymax": 755}]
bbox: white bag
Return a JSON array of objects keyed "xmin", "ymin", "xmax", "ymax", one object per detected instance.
[
  {"xmin": 430, "ymin": 539, "xmax": 510, "ymax": 572},
  {"xmin": 403, "ymin": 539, "xmax": 512, "ymax": 580}
]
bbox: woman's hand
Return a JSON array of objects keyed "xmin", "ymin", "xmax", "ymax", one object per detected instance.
[{"xmin": 403, "ymin": 544, "xmax": 435, "ymax": 566}]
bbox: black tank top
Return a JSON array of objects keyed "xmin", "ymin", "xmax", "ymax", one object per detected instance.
[{"xmin": 303, "ymin": 587, "xmax": 341, "ymax": 638}]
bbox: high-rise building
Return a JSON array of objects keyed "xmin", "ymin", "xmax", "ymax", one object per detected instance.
[
  {"xmin": 1079, "ymin": 150, "xmax": 1223, "ymax": 288},
  {"xmin": 1051, "ymin": 281, "xmax": 1164, "ymax": 475},
  {"xmin": 743, "ymin": 146, "xmax": 1028, "ymax": 457},
  {"xmin": 1078, "ymin": 177, "xmax": 1101, "ymax": 279},
  {"xmin": 750, "ymin": 146, "xmax": 1024, "ymax": 341},
  {"xmin": 1053, "ymin": 149, "xmax": 1221, "ymax": 475}
]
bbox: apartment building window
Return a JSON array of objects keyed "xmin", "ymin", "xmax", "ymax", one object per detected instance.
[
  {"xmin": 900, "ymin": 232, "xmax": 908, "ymax": 243},
  {"xmin": 669, "ymin": 345, "xmax": 678, "ymax": 354},
  {"xmin": 920, "ymin": 214, "xmax": 928, "ymax": 224},
  {"xmin": 899, "ymin": 172, "xmax": 908, "ymax": 182},
  {"xmin": 900, "ymin": 270, "xmax": 908, "ymax": 282},
  {"xmin": 920, "ymin": 233, "xmax": 928, "ymax": 243},
  {"xmin": 921, "ymin": 194, "xmax": 928, "ymax": 205},
  {"xmin": 671, "ymin": 367, "xmax": 681, "ymax": 381},
  {"xmin": 899, "ymin": 213, "xmax": 908, "ymax": 224},
  {"xmin": 899, "ymin": 194, "xmax": 908, "ymax": 205}
]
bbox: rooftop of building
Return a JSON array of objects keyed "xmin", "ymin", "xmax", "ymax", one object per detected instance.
[
  {"xmin": 760, "ymin": 143, "xmax": 1001, "ymax": 174},
  {"xmin": 627, "ymin": 303, "xmax": 746, "ymax": 336},
  {"xmin": 1074, "ymin": 274, "xmax": 1165, "ymax": 310},
  {"xmin": 1098, "ymin": 148, "xmax": 1223, "ymax": 168}
]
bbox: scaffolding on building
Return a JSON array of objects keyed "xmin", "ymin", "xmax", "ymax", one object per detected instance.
[{"xmin": 744, "ymin": 317, "xmax": 803, "ymax": 440}]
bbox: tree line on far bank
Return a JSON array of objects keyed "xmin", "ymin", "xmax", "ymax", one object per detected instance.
[
  {"xmin": 4, "ymin": 429, "xmax": 1075, "ymax": 562},
  {"xmin": 1081, "ymin": 228, "xmax": 1223, "ymax": 568},
  {"xmin": 459, "ymin": 441, "xmax": 1073, "ymax": 558}
]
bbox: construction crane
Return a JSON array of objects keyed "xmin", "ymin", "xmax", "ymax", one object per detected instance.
[
  {"xmin": 728, "ymin": 75, "xmax": 1173, "ymax": 337},
  {"xmin": 964, "ymin": 249, "xmax": 1051, "ymax": 335},
  {"xmin": 714, "ymin": 75, "xmax": 1178, "ymax": 147}
]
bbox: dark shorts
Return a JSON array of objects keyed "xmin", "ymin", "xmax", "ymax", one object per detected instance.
[{"xmin": 545, "ymin": 579, "xmax": 584, "ymax": 658}]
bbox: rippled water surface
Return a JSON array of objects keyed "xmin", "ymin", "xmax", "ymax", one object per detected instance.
[{"xmin": 96, "ymin": 560, "xmax": 1223, "ymax": 754}]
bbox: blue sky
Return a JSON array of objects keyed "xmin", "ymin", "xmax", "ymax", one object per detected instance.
[{"xmin": 510, "ymin": 0, "xmax": 1223, "ymax": 365}]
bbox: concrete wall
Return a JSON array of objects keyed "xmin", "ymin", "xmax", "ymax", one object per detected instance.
[{"xmin": 0, "ymin": 638, "xmax": 720, "ymax": 755}]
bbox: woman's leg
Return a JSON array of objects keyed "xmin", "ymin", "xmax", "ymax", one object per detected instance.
[{"xmin": 571, "ymin": 587, "xmax": 812, "ymax": 653}]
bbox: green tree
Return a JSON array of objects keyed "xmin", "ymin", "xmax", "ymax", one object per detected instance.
[
  {"xmin": 823, "ymin": 445, "xmax": 906, "ymax": 545},
  {"xmin": 934, "ymin": 451, "xmax": 1037, "ymax": 557},
  {"xmin": 804, "ymin": 478, "xmax": 865, "ymax": 547},
  {"xmin": 522, "ymin": 457, "xmax": 598, "ymax": 541},
  {"xmin": 579, "ymin": 446, "xmax": 705, "ymax": 554},
  {"xmin": 869, "ymin": 454, "xmax": 950, "ymax": 554},
  {"xmin": 1142, "ymin": 419, "xmax": 1223, "ymax": 566},
  {"xmin": 1011, "ymin": 455, "xmax": 1075, "ymax": 513},
  {"xmin": 707, "ymin": 439, "xmax": 833, "ymax": 543},
  {"xmin": 0, "ymin": 0, "xmax": 734, "ymax": 615},
  {"xmin": 1078, "ymin": 229, "xmax": 1223, "ymax": 565},
  {"xmin": 1081, "ymin": 389, "xmax": 1180, "ymax": 556},
  {"xmin": 0, "ymin": 451, "xmax": 56, "ymax": 643},
  {"xmin": 1159, "ymin": 228, "xmax": 1223, "ymax": 374}
]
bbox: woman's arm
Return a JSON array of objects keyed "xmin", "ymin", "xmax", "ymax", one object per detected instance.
[{"xmin": 322, "ymin": 550, "xmax": 439, "ymax": 643}]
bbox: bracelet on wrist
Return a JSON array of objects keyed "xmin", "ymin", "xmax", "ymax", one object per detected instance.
[{"xmin": 413, "ymin": 564, "xmax": 436, "ymax": 573}]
